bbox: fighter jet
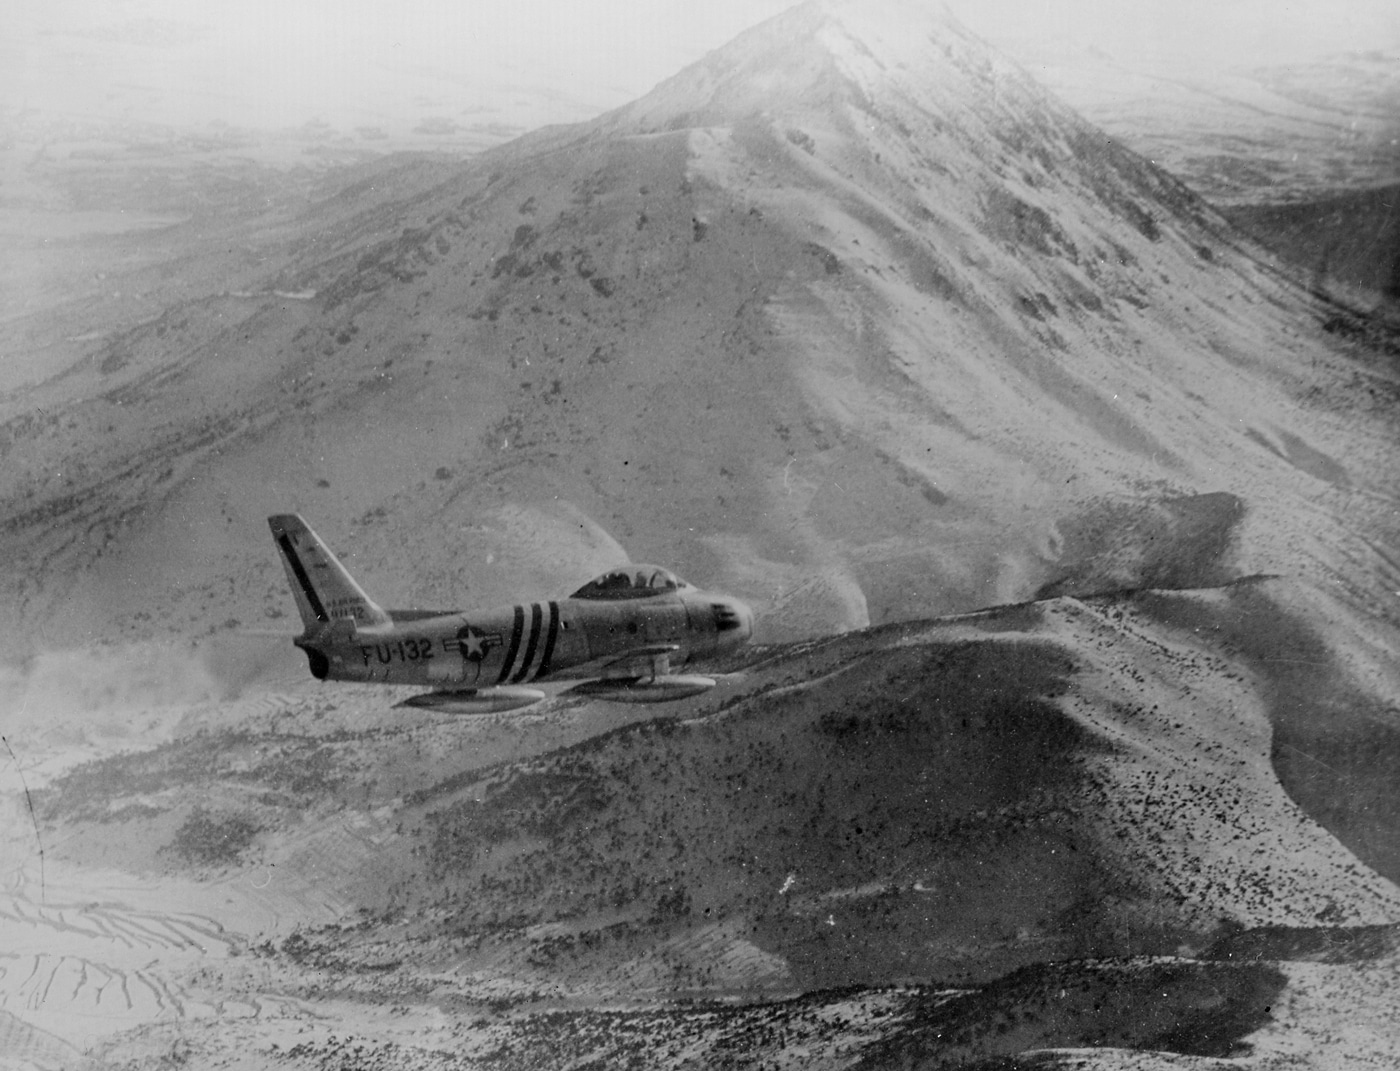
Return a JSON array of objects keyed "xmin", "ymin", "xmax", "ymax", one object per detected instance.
[{"xmin": 269, "ymin": 514, "xmax": 753, "ymax": 713}]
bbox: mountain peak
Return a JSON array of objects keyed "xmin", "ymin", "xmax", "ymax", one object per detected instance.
[{"xmin": 605, "ymin": 0, "xmax": 1050, "ymax": 135}]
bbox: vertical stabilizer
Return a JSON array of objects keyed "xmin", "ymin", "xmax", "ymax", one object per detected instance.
[{"xmin": 268, "ymin": 514, "xmax": 391, "ymax": 632}]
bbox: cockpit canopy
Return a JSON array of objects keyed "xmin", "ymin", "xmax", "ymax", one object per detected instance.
[{"xmin": 570, "ymin": 565, "xmax": 693, "ymax": 601}]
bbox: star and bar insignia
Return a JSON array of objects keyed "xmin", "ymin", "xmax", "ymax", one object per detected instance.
[{"xmin": 449, "ymin": 625, "xmax": 503, "ymax": 662}]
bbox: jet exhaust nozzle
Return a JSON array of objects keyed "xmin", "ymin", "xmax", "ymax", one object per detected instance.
[{"xmin": 293, "ymin": 640, "xmax": 331, "ymax": 681}]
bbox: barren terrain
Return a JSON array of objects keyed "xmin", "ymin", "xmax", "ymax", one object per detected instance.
[
  {"xmin": 6, "ymin": 582, "xmax": 1400, "ymax": 1067},
  {"xmin": 3, "ymin": 1, "xmax": 1400, "ymax": 1066}
]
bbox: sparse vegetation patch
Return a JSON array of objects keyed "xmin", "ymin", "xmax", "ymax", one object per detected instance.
[{"xmin": 168, "ymin": 805, "xmax": 261, "ymax": 867}]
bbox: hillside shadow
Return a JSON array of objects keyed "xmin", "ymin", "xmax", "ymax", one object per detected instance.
[
  {"xmin": 1135, "ymin": 585, "xmax": 1400, "ymax": 887},
  {"xmin": 1203, "ymin": 921, "xmax": 1400, "ymax": 964},
  {"xmin": 1035, "ymin": 492, "xmax": 1245, "ymax": 600},
  {"xmin": 856, "ymin": 958, "xmax": 1286, "ymax": 1069}
]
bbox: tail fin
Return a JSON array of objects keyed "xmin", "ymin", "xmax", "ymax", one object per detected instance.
[{"xmin": 268, "ymin": 514, "xmax": 391, "ymax": 632}]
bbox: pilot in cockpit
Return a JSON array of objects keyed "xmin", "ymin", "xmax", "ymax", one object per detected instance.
[{"xmin": 646, "ymin": 570, "xmax": 677, "ymax": 590}]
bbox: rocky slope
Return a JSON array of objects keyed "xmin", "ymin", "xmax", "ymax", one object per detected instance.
[
  {"xmin": 1002, "ymin": 45, "xmax": 1400, "ymax": 206},
  {"xmin": 1003, "ymin": 43, "xmax": 1400, "ymax": 310}
]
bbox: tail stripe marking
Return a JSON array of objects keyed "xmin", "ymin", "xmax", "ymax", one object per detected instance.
[
  {"xmin": 277, "ymin": 533, "xmax": 329, "ymax": 623},
  {"xmin": 536, "ymin": 601, "xmax": 561, "ymax": 679},
  {"xmin": 498, "ymin": 605, "xmax": 527, "ymax": 684},
  {"xmin": 512, "ymin": 603, "xmax": 545, "ymax": 684}
]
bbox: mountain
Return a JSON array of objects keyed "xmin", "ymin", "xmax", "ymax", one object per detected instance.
[
  {"xmin": 4, "ymin": 0, "xmax": 1398, "ymax": 653},
  {"xmin": 4, "ymin": 0, "xmax": 1400, "ymax": 1066}
]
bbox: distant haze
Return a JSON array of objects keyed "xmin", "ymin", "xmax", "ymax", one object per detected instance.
[
  {"xmin": 965, "ymin": 0, "xmax": 1400, "ymax": 69},
  {"xmin": 5, "ymin": 0, "xmax": 1398, "ymax": 135}
]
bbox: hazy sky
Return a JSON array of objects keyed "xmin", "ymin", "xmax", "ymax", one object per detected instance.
[
  {"xmin": 964, "ymin": 0, "xmax": 1400, "ymax": 66},
  {"xmin": 5, "ymin": 0, "xmax": 1398, "ymax": 133}
]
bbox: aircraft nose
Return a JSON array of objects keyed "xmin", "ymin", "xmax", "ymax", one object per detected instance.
[
  {"xmin": 712, "ymin": 597, "xmax": 753, "ymax": 643},
  {"xmin": 735, "ymin": 599, "xmax": 754, "ymax": 641}
]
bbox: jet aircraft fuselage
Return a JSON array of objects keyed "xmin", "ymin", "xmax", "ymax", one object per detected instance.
[{"xmin": 270, "ymin": 514, "xmax": 753, "ymax": 712}]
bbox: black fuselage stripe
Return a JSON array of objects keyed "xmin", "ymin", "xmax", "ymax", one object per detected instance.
[
  {"xmin": 498, "ymin": 605, "xmax": 526, "ymax": 683},
  {"xmin": 537, "ymin": 601, "xmax": 560, "ymax": 678},
  {"xmin": 513, "ymin": 603, "xmax": 544, "ymax": 683},
  {"xmin": 277, "ymin": 533, "xmax": 329, "ymax": 622}
]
